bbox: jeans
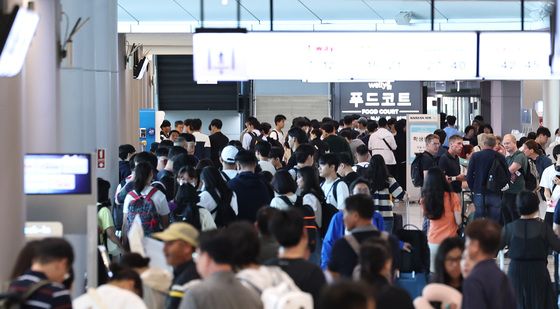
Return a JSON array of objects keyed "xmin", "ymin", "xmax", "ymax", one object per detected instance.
[
  {"xmin": 473, "ymin": 193, "xmax": 502, "ymax": 224},
  {"xmin": 383, "ymin": 217, "xmax": 394, "ymax": 234}
]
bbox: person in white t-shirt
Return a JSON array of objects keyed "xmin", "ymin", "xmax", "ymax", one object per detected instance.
[
  {"xmin": 73, "ymin": 267, "xmax": 147, "ymax": 309},
  {"xmin": 296, "ymin": 166, "xmax": 324, "ymax": 227},
  {"xmin": 190, "ymin": 119, "xmax": 211, "ymax": 160},
  {"xmin": 319, "ymin": 153, "xmax": 350, "ymax": 210},
  {"xmin": 270, "ymin": 170, "xmax": 300, "ymax": 210},
  {"xmin": 220, "ymin": 145, "xmax": 240, "ymax": 181},
  {"xmin": 198, "ymin": 166, "xmax": 239, "ymax": 222},
  {"xmin": 242, "ymin": 116, "xmax": 261, "ymax": 150},
  {"xmin": 368, "ymin": 117, "xmax": 397, "ymax": 174},
  {"xmin": 255, "ymin": 141, "xmax": 276, "ymax": 176},
  {"xmin": 122, "ymin": 162, "xmax": 170, "ymax": 240},
  {"xmin": 541, "ymin": 145, "xmax": 560, "ymax": 226},
  {"xmin": 269, "ymin": 114, "xmax": 286, "ymax": 145}
]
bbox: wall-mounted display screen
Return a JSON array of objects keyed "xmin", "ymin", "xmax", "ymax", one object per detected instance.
[{"xmin": 24, "ymin": 154, "xmax": 92, "ymax": 195}]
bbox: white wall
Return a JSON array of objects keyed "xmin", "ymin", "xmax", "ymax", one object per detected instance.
[{"xmin": 163, "ymin": 110, "xmax": 242, "ymax": 141}]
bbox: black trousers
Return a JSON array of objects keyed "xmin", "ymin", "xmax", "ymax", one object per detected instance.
[{"xmin": 501, "ymin": 192, "xmax": 520, "ymax": 225}]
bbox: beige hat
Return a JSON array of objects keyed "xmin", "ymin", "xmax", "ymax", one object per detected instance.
[{"xmin": 152, "ymin": 223, "xmax": 199, "ymax": 247}]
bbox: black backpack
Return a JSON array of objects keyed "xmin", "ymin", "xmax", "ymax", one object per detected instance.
[
  {"xmin": 278, "ymin": 195, "xmax": 319, "ymax": 251},
  {"xmin": 523, "ymin": 158, "xmax": 539, "ymax": 191},
  {"xmin": 411, "ymin": 153, "xmax": 425, "ymax": 187},
  {"xmin": 249, "ymin": 132, "xmax": 264, "ymax": 151},
  {"xmin": 395, "ymin": 224, "xmax": 430, "ymax": 273},
  {"xmin": 486, "ymin": 154, "xmax": 510, "ymax": 193},
  {"xmin": 354, "ymin": 164, "xmax": 369, "ymax": 179},
  {"xmin": 319, "ymin": 180, "xmax": 342, "ymax": 238},
  {"xmin": 208, "ymin": 190, "xmax": 237, "ymax": 228}
]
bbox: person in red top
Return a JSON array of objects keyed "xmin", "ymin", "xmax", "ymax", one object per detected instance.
[{"xmin": 420, "ymin": 167, "xmax": 462, "ymax": 272}]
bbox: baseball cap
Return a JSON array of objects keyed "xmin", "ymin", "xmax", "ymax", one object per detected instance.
[
  {"xmin": 152, "ymin": 223, "xmax": 199, "ymax": 247},
  {"xmin": 221, "ymin": 145, "xmax": 239, "ymax": 164}
]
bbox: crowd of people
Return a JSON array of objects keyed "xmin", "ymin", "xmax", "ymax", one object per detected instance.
[{"xmin": 4, "ymin": 113, "xmax": 560, "ymax": 309}]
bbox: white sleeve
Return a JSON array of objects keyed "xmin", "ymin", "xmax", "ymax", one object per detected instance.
[
  {"xmin": 540, "ymin": 168, "xmax": 554, "ymax": 189},
  {"xmin": 231, "ymin": 192, "xmax": 239, "ymax": 215},
  {"xmin": 204, "ymin": 135, "xmax": 211, "ymax": 148},
  {"xmin": 114, "ymin": 183, "xmax": 123, "ymax": 204},
  {"xmin": 199, "ymin": 191, "xmax": 217, "ymax": 213},
  {"xmin": 553, "ymin": 185, "xmax": 560, "ymax": 201},
  {"xmin": 269, "ymin": 197, "xmax": 281, "ymax": 209},
  {"xmin": 153, "ymin": 191, "xmax": 170, "ymax": 216},
  {"xmin": 242, "ymin": 133, "xmax": 252, "ymax": 150},
  {"xmin": 336, "ymin": 182, "xmax": 350, "ymax": 210},
  {"xmin": 199, "ymin": 209, "xmax": 217, "ymax": 231},
  {"xmin": 303, "ymin": 193, "xmax": 319, "ymax": 213},
  {"xmin": 387, "ymin": 133, "xmax": 397, "ymax": 150}
]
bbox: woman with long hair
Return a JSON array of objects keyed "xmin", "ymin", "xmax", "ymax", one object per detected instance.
[
  {"xmin": 367, "ymin": 154, "xmax": 406, "ymax": 233},
  {"xmin": 359, "ymin": 237, "xmax": 414, "ymax": 309},
  {"xmin": 198, "ymin": 166, "xmax": 238, "ymax": 227},
  {"xmin": 174, "ymin": 168, "xmax": 216, "ymax": 231},
  {"xmin": 421, "ymin": 167, "xmax": 461, "ymax": 272},
  {"xmin": 122, "ymin": 162, "xmax": 170, "ymax": 238},
  {"xmin": 296, "ymin": 166, "xmax": 324, "ymax": 227},
  {"xmin": 270, "ymin": 170, "xmax": 299, "ymax": 210},
  {"xmin": 431, "ymin": 237, "xmax": 464, "ymax": 291}
]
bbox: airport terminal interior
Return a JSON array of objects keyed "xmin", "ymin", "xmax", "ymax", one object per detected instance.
[{"xmin": 2, "ymin": 0, "xmax": 560, "ymax": 308}]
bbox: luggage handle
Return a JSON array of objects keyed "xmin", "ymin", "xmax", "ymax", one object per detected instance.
[{"xmin": 401, "ymin": 224, "xmax": 422, "ymax": 231}]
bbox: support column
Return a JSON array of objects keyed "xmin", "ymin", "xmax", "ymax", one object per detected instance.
[
  {"xmin": 0, "ymin": 0, "xmax": 25, "ymax": 285},
  {"xmin": 488, "ymin": 81, "xmax": 522, "ymax": 136},
  {"xmin": 543, "ymin": 80, "xmax": 560, "ymax": 131},
  {"xmin": 23, "ymin": 0, "xmax": 60, "ymax": 152}
]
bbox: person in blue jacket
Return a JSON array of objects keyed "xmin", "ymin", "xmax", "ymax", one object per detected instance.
[{"xmin": 321, "ymin": 178, "xmax": 384, "ymax": 270}]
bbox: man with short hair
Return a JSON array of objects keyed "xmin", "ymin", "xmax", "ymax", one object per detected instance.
[
  {"xmin": 269, "ymin": 146, "xmax": 285, "ymax": 171},
  {"xmin": 156, "ymin": 147, "xmax": 169, "ymax": 173},
  {"xmin": 175, "ymin": 120, "xmax": 184, "ymax": 133},
  {"xmin": 183, "ymin": 119, "xmax": 192, "ymax": 134},
  {"xmin": 208, "ymin": 118, "xmax": 229, "ymax": 168},
  {"xmin": 534, "ymin": 126, "xmax": 551, "ymax": 154},
  {"xmin": 502, "ymin": 134, "xmax": 527, "ymax": 224},
  {"xmin": 443, "ymin": 115, "xmax": 461, "ymax": 147},
  {"xmin": 228, "ymin": 150, "xmax": 273, "ymax": 222},
  {"xmin": 338, "ymin": 115, "xmax": 355, "ymax": 136},
  {"xmin": 219, "ymin": 145, "xmax": 239, "ymax": 181},
  {"xmin": 338, "ymin": 153, "xmax": 359, "ymax": 187},
  {"xmin": 242, "ymin": 117, "xmax": 261, "ymax": 150},
  {"xmin": 545, "ymin": 128, "xmax": 560, "ymax": 160},
  {"xmin": 356, "ymin": 117, "xmax": 369, "ymax": 141},
  {"xmin": 319, "ymin": 153, "xmax": 350, "ymax": 210},
  {"xmin": 360, "ymin": 120, "xmax": 378, "ymax": 145},
  {"xmin": 462, "ymin": 219, "xmax": 516, "ymax": 309},
  {"xmin": 438, "ymin": 134, "xmax": 465, "ymax": 193},
  {"xmin": 8, "ymin": 238, "xmax": 74, "ymax": 309},
  {"xmin": 255, "ymin": 141, "xmax": 276, "ymax": 175},
  {"xmin": 176, "ymin": 133, "xmax": 197, "ymax": 158},
  {"xmin": 179, "ymin": 230, "xmax": 263, "ymax": 309},
  {"xmin": 269, "ymin": 114, "xmax": 286, "ymax": 144},
  {"xmin": 289, "ymin": 143, "xmax": 315, "ymax": 180},
  {"xmin": 420, "ymin": 134, "xmax": 441, "ymax": 180},
  {"xmin": 368, "ymin": 117, "xmax": 397, "ymax": 175},
  {"xmin": 467, "ymin": 134, "xmax": 509, "ymax": 223},
  {"xmin": 267, "ymin": 208, "xmax": 327, "ymax": 308},
  {"xmin": 322, "ymin": 122, "xmax": 353, "ymax": 162},
  {"xmin": 152, "ymin": 223, "xmax": 200, "ymax": 309},
  {"xmin": 327, "ymin": 195, "xmax": 399, "ymax": 279},
  {"xmin": 286, "ymin": 127, "xmax": 309, "ymax": 169},
  {"xmin": 118, "ymin": 144, "xmax": 136, "ymax": 183},
  {"xmin": 190, "ymin": 119, "xmax": 211, "ymax": 160},
  {"xmin": 340, "ymin": 129, "xmax": 364, "ymax": 163}
]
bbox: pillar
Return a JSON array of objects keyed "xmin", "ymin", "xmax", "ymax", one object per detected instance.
[
  {"xmin": 0, "ymin": 0, "xmax": 25, "ymax": 284},
  {"xmin": 543, "ymin": 80, "xmax": 560, "ymax": 131},
  {"xmin": 23, "ymin": 0, "xmax": 60, "ymax": 152},
  {"xmin": 487, "ymin": 81, "xmax": 522, "ymax": 136}
]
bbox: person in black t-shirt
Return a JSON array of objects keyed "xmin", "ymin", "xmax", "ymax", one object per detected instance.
[
  {"xmin": 208, "ymin": 119, "xmax": 230, "ymax": 168},
  {"xmin": 421, "ymin": 134, "xmax": 441, "ymax": 178},
  {"xmin": 266, "ymin": 208, "xmax": 326, "ymax": 308},
  {"xmin": 438, "ymin": 135, "xmax": 465, "ymax": 193},
  {"xmin": 338, "ymin": 153, "xmax": 360, "ymax": 187}
]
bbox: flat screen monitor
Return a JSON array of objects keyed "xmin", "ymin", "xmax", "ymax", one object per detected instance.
[{"xmin": 24, "ymin": 154, "xmax": 92, "ymax": 195}]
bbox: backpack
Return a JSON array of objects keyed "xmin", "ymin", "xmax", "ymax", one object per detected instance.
[
  {"xmin": 353, "ymin": 164, "xmax": 369, "ymax": 179},
  {"xmin": 0, "ymin": 280, "xmax": 50, "ymax": 309},
  {"xmin": 278, "ymin": 195, "xmax": 319, "ymax": 251},
  {"xmin": 523, "ymin": 158, "xmax": 539, "ymax": 191},
  {"xmin": 410, "ymin": 153, "xmax": 425, "ymax": 187},
  {"xmin": 113, "ymin": 179, "xmax": 134, "ymax": 231},
  {"xmin": 126, "ymin": 187, "xmax": 161, "ymax": 236},
  {"xmin": 249, "ymin": 132, "xmax": 264, "ymax": 151},
  {"xmin": 395, "ymin": 224, "xmax": 430, "ymax": 273},
  {"xmin": 319, "ymin": 180, "xmax": 342, "ymax": 238},
  {"xmin": 345, "ymin": 232, "xmax": 389, "ymax": 280},
  {"xmin": 208, "ymin": 190, "xmax": 237, "ymax": 228},
  {"xmin": 486, "ymin": 154, "xmax": 510, "ymax": 193}
]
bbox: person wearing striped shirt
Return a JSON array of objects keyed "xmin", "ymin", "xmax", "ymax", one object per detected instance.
[
  {"xmin": 368, "ymin": 154, "xmax": 406, "ymax": 233},
  {"xmin": 8, "ymin": 238, "xmax": 73, "ymax": 309}
]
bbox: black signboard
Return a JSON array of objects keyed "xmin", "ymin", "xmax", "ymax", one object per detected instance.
[{"xmin": 331, "ymin": 81, "xmax": 423, "ymax": 120}]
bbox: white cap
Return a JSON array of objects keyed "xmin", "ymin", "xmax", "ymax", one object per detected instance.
[{"xmin": 221, "ymin": 145, "xmax": 239, "ymax": 164}]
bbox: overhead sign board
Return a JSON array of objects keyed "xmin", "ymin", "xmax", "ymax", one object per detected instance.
[{"xmin": 332, "ymin": 81, "xmax": 423, "ymax": 121}]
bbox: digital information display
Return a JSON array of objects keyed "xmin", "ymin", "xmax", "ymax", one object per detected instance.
[{"xmin": 24, "ymin": 154, "xmax": 92, "ymax": 195}]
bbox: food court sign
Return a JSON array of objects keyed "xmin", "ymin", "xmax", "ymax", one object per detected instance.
[{"xmin": 331, "ymin": 81, "xmax": 423, "ymax": 120}]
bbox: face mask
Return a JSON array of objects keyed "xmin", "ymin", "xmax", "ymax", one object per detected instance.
[{"xmin": 556, "ymin": 136, "xmax": 560, "ymax": 143}]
